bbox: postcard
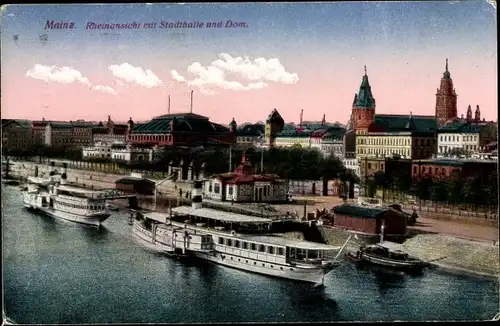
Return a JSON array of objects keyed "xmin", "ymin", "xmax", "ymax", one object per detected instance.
[{"xmin": 1, "ymin": 2, "xmax": 498, "ymax": 324}]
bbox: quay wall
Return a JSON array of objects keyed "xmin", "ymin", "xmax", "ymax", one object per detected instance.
[
  {"xmin": 320, "ymin": 226, "xmax": 500, "ymax": 279},
  {"xmin": 8, "ymin": 161, "xmax": 188, "ymax": 194}
]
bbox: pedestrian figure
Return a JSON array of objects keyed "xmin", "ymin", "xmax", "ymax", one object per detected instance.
[
  {"xmin": 179, "ymin": 189, "xmax": 183, "ymax": 197},
  {"xmin": 185, "ymin": 191, "xmax": 189, "ymax": 199}
]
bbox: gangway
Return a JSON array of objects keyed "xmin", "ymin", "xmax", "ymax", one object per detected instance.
[{"xmin": 97, "ymin": 188, "xmax": 138, "ymax": 200}]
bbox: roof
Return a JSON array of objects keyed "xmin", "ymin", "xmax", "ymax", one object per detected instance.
[
  {"xmin": 414, "ymin": 158, "xmax": 497, "ymax": 166},
  {"xmin": 1, "ymin": 119, "xmax": 31, "ymax": 128},
  {"xmin": 115, "ymin": 177, "xmax": 155, "ymax": 185},
  {"xmin": 237, "ymin": 123, "xmax": 265, "ymax": 137},
  {"xmin": 371, "ymin": 114, "xmax": 437, "ymax": 133},
  {"xmin": 266, "ymin": 109, "xmax": 284, "ymax": 123},
  {"xmin": 170, "ymin": 206, "xmax": 273, "ymax": 223},
  {"xmin": 276, "ymin": 128, "xmax": 314, "ymax": 138},
  {"xmin": 333, "ymin": 204, "xmax": 393, "ymax": 218},
  {"xmin": 240, "ymin": 235, "xmax": 341, "ymax": 251},
  {"xmin": 438, "ymin": 120, "xmax": 487, "ymax": 133},
  {"xmin": 353, "ymin": 70, "xmax": 376, "ymax": 109},
  {"xmin": 213, "ymin": 172, "xmax": 282, "ymax": 184},
  {"xmin": 57, "ymin": 184, "xmax": 105, "ymax": 196},
  {"xmin": 131, "ymin": 113, "xmax": 230, "ymax": 134}
]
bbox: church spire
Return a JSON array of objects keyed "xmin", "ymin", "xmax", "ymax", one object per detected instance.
[
  {"xmin": 443, "ymin": 58, "xmax": 451, "ymax": 80},
  {"xmin": 354, "ymin": 65, "xmax": 376, "ymax": 109},
  {"xmin": 466, "ymin": 105, "xmax": 473, "ymax": 121}
]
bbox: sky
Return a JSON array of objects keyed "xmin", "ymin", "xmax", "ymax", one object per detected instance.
[{"xmin": 0, "ymin": 2, "xmax": 497, "ymax": 125}]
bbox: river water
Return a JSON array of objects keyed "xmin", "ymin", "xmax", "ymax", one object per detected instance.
[{"xmin": 2, "ymin": 185, "xmax": 498, "ymax": 323}]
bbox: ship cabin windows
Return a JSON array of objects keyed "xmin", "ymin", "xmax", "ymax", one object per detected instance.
[
  {"xmin": 286, "ymin": 246, "xmax": 324, "ymax": 262},
  {"xmin": 242, "ymin": 241, "xmax": 248, "ymax": 249},
  {"xmin": 56, "ymin": 200, "xmax": 104, "ymax": 211}
]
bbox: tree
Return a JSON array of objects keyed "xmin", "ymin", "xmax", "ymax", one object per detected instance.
[{"xmin": 318, "ymin": 154, "xmax": 344, "ymax": 196}]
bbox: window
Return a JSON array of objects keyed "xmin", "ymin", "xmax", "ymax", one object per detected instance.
[
  {"xmin": 228, "ymin": 186, "xmax": 233, "ymax": 195},
  {"xmin": 214, "ymin": 183, "xmax": 220, "ymax": 194},
  {"xmin": 251, "ymin": 243, "xmax": 257, "ymax": 251},
  {"xmin": 234, "ymin": 240, "xmax": 240, "ymax": 248},
  {"xmin": 242, "ymin": 242, "xmax": 248, "ymax": 249},
  {"xmin": 209, "ymin": 182, "xmax": 213, "ymax": 192},
  {"xmin": 258, "ymin": 244, "xmax": 266, "ymax": 252},
  {"xmin": 278, "ymin": 248, "xmax": 284, "ymax": 256},
  {"xmin": 218, "ymin": 237, "xmax": 224, "ymax": 245},
  {"xmin": 268, "ymin": 246, "xmax": 275, "ymax": 254},
  {"xmin": 226, "ymin": 239, "xmax": 232, "ymax": 246}
]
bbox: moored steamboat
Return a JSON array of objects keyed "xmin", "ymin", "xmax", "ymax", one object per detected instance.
[
  {"xmin": 22, "ymin": 162, "xmax": 111, "ymax": 227},
  {"xmin": 131, "ymin": 181, "xmax": 351, "ymax": 285}
]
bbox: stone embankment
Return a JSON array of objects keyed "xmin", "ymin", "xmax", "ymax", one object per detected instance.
[
  {"xmin": 320, "ymin": 226, "xmax": 500, "ymax": 279},
  {"xmin": 8, "ymin": 161, "xmax": 192, "ymax": 196}
]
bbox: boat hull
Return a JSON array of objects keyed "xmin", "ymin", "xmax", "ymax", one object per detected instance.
[
  {"xmin": 22, "ymin": 191, "xmax": 110, "ymax": 227},
  {"xmin": 131, "ymin": 221, "xmax": 338, "ymax": 284},
  {"xmin": 360, "ymin": 253, "xmax": 427, "ymax": 271}
]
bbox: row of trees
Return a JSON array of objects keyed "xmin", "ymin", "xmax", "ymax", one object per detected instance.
[
  {"xmin": 364, "ymin": 168, "xmax": 498, "ymax": 209},
  {"xmin": 3, "ymin": 144, "xmax": 361, "ymax": 195}
]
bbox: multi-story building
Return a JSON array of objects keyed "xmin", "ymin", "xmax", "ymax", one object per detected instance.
[
  {"xmin": 31, "ymin": 119, "xmax": 49, "ymax": 145},
  {"xmin": 126, "ymin": 113, "xmax": 235, "ymax": 147},
  {"xmin": 1, "ymin": 119, "xmax": 33, "ymax": 151},
  {"xmin": 411, "ymin": 158, "xmax": 497, "ymax": 181},
  {"xmin": 82, "ymin": 142, "xmax": 154, "ymax": 162},
  {"xmin": 320, "ymin": 126, "xmax": 345, "ymax": 158},
  {"xmin": 351, "ymin": 64, "xmax": 456, "ymax": 161},
  {"xmin": 343, "ymin": 153, "xmax": 360, "ymax": 177},
  {"xmin": 347, "ymin": 59, "xmax": 470, "ymax": 164},
  {"xmin": 437, "ymin": 105, "xmax": 497, "ymax": 156},
  {"xmin": 92, "ymin": 115, "xmax": 128, "ymax": 144},
  {"xmin": 234, "ymin": 122, "xmax": 265, "ymax": 148},
  {"xmin": 44, "ymin": 120, "xmax": 94, "ymax": 148},
  {"xmin": 44, "ymin": 122, "xmax": 73, "ymax": 147}
]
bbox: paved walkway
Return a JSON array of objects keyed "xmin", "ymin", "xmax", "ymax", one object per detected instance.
[{"xmin": 409, "ymin": 217, "xmax": 498, "ymax": 244}]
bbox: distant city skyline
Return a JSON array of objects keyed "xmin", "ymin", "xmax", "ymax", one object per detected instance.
[{"xmin": 1, "ymin": 2, "xmax": 497, "ymax": 125}]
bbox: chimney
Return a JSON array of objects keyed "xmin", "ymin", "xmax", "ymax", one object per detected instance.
[
  {"xmin": 61, "ymin": 163, "xmax": 68, "ymax": 184},
  {"xmin": 300, "ymin": 109, "xmax": 303, "ymax": 126},
  {"xmin": 191, "ymin": 181, "xmax": 203, "ymax": 209}
]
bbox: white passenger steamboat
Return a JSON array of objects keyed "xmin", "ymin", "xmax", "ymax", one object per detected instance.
[
  {"xmin": 131, "ymin": 181, "xmax": 351, "ymax": 285},
  {"xmin": 22, "ymin": 163, "xmax": 111, "ymax": 227}
]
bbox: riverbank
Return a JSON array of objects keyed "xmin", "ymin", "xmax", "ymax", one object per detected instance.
[{"xmin": 320, "ymin": 226, "xmax": 500, "ymax": 279}]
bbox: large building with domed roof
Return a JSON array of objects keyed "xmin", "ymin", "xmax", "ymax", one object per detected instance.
[{"xmin": 125, "ymin": 113, "xmax": 236, "ymax": 147}]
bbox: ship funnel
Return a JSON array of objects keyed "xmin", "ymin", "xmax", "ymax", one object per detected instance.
[
  {"xmin": 191, "ymin": 181, "xmax": 203, "ymax": 209},
  {"xmin": 49, "ymin": 161, "xmax": 56, "ymax": 176},
  {"xmin": 61, "ymin": 163, "xmax": 68, "ymax": 184}
]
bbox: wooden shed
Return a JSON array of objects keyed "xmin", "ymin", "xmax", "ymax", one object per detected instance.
[
  {"xmin": 332, "ymin": 204, "xmax": 407, "ymax": 238},
  {"xmin": 115, "ymin": 177, "xmax": 155, "ymax": 196}
]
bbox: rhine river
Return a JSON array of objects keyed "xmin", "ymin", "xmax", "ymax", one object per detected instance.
[{"xmin": 2, "ymin": 185, "xmax": 498, "ymax": 323}]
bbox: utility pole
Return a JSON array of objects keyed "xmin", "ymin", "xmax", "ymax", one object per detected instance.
[
  {"xmin": 229, "ymin": 144, "xmax": 232, "ymax": 172},
  {"xmin": 190, "ymin": 90, "xmax": 193, "ymax": 113}
]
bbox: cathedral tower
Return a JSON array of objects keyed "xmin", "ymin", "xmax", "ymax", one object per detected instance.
[
  {"xmin": 435, "ymin": 58, "xmax": 458, "ymax": 126},
  {"xmin": 352, "ymin": 66, "xmax": 376, "ymax": 135}
]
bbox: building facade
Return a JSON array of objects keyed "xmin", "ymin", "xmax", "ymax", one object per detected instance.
[
  {"xmin": 92, "ymin": 115, "xmax": 128, "ymax": 144},
  {"xmin": 126, "ymin": 113, "xmax": 235, "ymax": 147},
  {"xmin": 235, "ymin": 122, "xmax": 265, "ymax": 147},
  {"xmin": 203, "ymin": 154, "xmax": 288, "ymax": 203},
  {"xmin": 82, "ymin": 142, "xmax": 154, "ymax": 162},
  {"xmin": 1, "ymin": 119, "xmax": 33, "ymax": 151},
  {"xmin": 437, "ymin": 106, "xmax": 497, "ymax": 156},
  {"xmin": 411, "ymin": 158, "xmax": 497, "ymax": 180}
]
